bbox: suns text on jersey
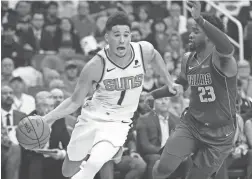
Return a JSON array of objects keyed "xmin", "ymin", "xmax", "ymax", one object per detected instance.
[
  {"xmin": 103, "ymin": 74, "xmax": 144, "ymax": 91},
  {"xmin": 187, "ymin": 73, "xmax": 212, "ymax": 86}
]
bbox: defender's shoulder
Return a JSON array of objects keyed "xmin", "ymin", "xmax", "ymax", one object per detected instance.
[{"xmin": 183, "ymin": 52, "xmax": 192, "ymax": 61}]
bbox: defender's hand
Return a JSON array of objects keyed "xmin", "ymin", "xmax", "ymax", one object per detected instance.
[
  {"xmin": 187, "ymin": 1, "xmax": 201, "ymax": 19},
  {"xmin": 172, "ymin": 83, "xmax": 184, "ymax": 96}
]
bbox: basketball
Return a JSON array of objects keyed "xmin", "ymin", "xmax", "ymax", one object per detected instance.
[{"xmin": 16, "ymin": 115, "xmax": 51, "ymax": 150}]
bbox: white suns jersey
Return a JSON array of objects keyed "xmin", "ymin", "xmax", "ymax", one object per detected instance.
[{"xmin": 81, "ymin": 42, "xmax": 145, "ymax": 121}]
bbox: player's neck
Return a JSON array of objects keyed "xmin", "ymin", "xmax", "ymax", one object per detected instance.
[
  {"xmin": 107, "ymin": 48, "xmax": 132, "ymax": 66},
  {"xmin": 196, "ymin": 44, "xmax": 214, "ymax": 62}
]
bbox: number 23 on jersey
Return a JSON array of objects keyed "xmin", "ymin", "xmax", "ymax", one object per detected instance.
[{"xmin": 198, "ymin": 86, "xmax": 216, "ymax": 102}]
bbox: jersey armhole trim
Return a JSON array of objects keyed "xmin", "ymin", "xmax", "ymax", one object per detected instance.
[
  {"xmin": 210, "ymin": 55, "xmax": 238, "ymax": 79},
  {"xmin": 185, "ymin": 51, "xmax": 195, "ymax": 74},
  {"xmin": 96, "ymin": 53, "xmax": 106, "ymax": 83},
  {"xmin": 139, "ymin": 43, "xmax": 146, "ymax": 72},
  {"xmin": 214, "ymin": 46, "xmax": 234, "ymax": 58}
]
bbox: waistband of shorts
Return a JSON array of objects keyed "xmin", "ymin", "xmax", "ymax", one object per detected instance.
[{"xmin": 182, "ymin": 108, "xmax": 235, "ymax": 128}]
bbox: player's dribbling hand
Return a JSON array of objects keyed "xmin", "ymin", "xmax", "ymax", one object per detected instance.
[{"xmin": 187, "ymin": 1, "xmax": 201, "ymax": 19}]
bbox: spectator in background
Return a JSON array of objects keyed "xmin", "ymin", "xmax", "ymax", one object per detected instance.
[
  {"xmin": 238, "ymin": 58, "xmax": 252, "ymax": 98},
  {"xmin": 63, "ymin": 60, "xmax": 79, "ymax": 94},
  {"xmin": 94, "ymin": 15, "xmax": 108, "ymax": 43},
  {"xmin": 136, "ymin": 5, "xmax": 153, "ymax": 39},
  {"xmin": 169, "ymin": 95, "xmax": 185, "ymax": 117},
  {"xmin": 71, "ymin": 1, "xmax": 97, "ymax": 40},
  {"xmin": 1, "ymin": 1, "xmax": 17, "ymax": 25},
  {"xmin": 215, "ymin": 114, "xmax": 252, "ymax": 179},
  {"xmin": 117, "ymin": 1, "xmax": 134, "ymax": 15},
  {"xmin": 136, "ymin": 92, "xmax": 153, "ymax": 116},
  {"xmin": 58, "ymin": 1, "xmax": 76, "ymax": 18},
  {"xmin": 50, "ymin": 88, "xmax": 76, "ymax": 129},
  {"xmin": 136, "ymin": 98, "xmax": 185, "ymax": 179},
  {"xmin": 245, "ymin": 119, "xmax": 252, "ymax": 178},
  {"xmin": 51, "ymin": 88, "xmax": 64, "ymax": 107},
  {"xmin": 148, "ymin": 1, "xmax": 169, "ymax": 21},
  {"xmin": 237, "ymin": 79, "xmax": 252, "ymax": 116},
  {"xmin": 1, "ymin": 124, "xmax": 21, "ymax": 179},
  {"xmin": 27, "ymin": 68, "xmax": 60, "ymax": 97},
  {"xmin": 20, "ymin": 91, "xmax": 54, "ymax": 179},
  {"xmin": 128, "ymin": 12, "xmax": 136, "ymax": 24},
  {"xmin": 181, "ymin": 17, "xmax": 194, "ymax": 51},
  {"xmin": 243, "ymin": 4, "xmax": 252, "ymax": 60},
  {"xmin": 1, "ymin": 85, "xmax": 26, "ymax": 179},
  {"xmin": 42, "ymin": 68, "xmax": 60, "ymax": 88},
  {"xmin": 40, "ymin": 55, "xmax": 65, "ymax": 74},
  {"xmin": 167, "ymin": 32, "xmax": 184, "ymax": 68},
  {"xmin": 1, "ymin": 58, "xmax": 15, "ymax": 86},
  {"xmin": 145, "ymin": 19, "xmax": 169, "ymax": 54},
  {"xmin": 131, "ymin": 27, "xmax": 142, "ymax": 42},
  {"xmin": 100, "ymin": 125, "xmax": 147, "ymax": 179},
  {"xmin": 12, "ymin": 65, "xmax": 43, "ymax": 88},
  {"xmin": 40, "ymin": 90, "xmax": 71, "ymax": 179},
  {"xmin": 245, "ymin": 119, "xmax": 252, "ymax": 149},
  {"xmin": 164, "ymin": 3, "xmax": 187, "ymax": 35},
  {"xmin": 143, "ymin": 64, "xmax": 157, "ymax": 93},
  {"xmin": 55, "ymin": 18, "xmax": 83, "ymax": 54},
  {"xmin": 1, "ymin": 23, "xmax": 24, "ymax": 67},
  {"xmin": 163, "ymin": 51, "xmax": 175, "ymax": 73},
  {"xmin": 44, "ymin": 1, "xmax": 60, "ymax": 36},
  {"xmin": 20, "ymin": 12, "xmax": 56, "ymax": 53},
  {"xmin": 9, "ymin": 76, "xmax": 35, "ymax": 115},
  {"xmin": 15, "ymin": 1, "xmax": 31, "ymax": 29},
  {"xmin": 49, "ymin": 79, "xmax": 72, "ymax": 98}
]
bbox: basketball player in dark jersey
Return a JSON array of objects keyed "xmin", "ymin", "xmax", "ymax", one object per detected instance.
[{"xmin": 144, "ymin": 1, "xmax": 238, "ymax": 179}]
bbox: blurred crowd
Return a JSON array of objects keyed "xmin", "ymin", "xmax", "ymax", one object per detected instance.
[{"xmin": 1, "ymin": 1, "xmax": 252, "ymax": 179}]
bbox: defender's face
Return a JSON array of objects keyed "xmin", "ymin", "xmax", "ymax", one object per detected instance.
[
  {"xmin": 189, "ymin": 21, "xmax": 206, "ymax": 51},
  {"xmin": 107, "ymin": 25, "xmax": 131, "ymax": 58}
]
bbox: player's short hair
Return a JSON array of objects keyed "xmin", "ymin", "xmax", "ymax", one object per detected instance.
[
  {"xmin": 105, "ymin": 11, "xmax": 131, "ymax": 32},
  {"xmin": 201, "ymin": 13, "xmax": 225, "ymax": 32}
]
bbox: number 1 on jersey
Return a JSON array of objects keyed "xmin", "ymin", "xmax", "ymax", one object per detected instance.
[{"xmin": 117, "ymin": 90, "xmax": 126, "ymax": 105}]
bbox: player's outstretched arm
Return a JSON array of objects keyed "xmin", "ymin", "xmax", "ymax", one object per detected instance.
[
  {"xmin": 150, "ymin": 52, "xmax": 190, "ymax": 99},
  {"xmin": 188, "ymin": 1, "xmax": 233, "ymax": 55},
  {"xmin": 43, "ymin": 56, "xmax": 103, "ymax": 125},
  {"xmin": 139, "ymin": 41, "xmax": 176, "ymax": 94}
]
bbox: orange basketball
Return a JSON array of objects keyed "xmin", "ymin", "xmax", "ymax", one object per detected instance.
[{"xmin": 16, "ymin": 116, "xmax": 51, "ymax": 150}]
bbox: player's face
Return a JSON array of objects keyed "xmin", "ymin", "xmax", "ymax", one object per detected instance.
[
  {"xmin": 106, "ymin": 25, "xmax": 131, "ymax": 58},
  {"xmin": 189, "ymin": 21, "xmax": 206, "ymax": 51}
]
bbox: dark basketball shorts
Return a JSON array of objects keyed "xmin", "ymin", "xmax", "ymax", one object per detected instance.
[{"xmin": 153, "ymin": 110, "xmax": 236, "ymax": 179}]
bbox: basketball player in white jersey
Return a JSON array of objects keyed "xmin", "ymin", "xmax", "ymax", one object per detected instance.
[{"xmin": 40, "ymin": 11, "xmax": 179, "ymax": 179}]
